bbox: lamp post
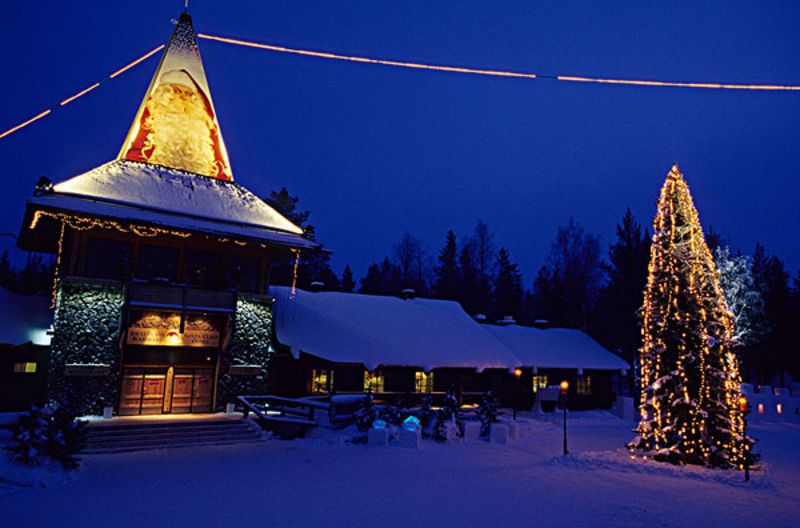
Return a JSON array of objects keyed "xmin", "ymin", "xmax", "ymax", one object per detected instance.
[
  {"xmin": 513, "ymin": 368, "xmax": 523, "ymax": 420},
  {"xmin": 560, "ymin": 380, "xmax": 569, "ymax": 456},
  {"xmin": 739, "ymin": 396, "xmax": 750, "ymax": 483}
]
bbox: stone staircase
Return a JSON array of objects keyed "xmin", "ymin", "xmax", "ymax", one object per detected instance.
[{"xmin": 82, "ymin": 416, "xmax": 265, "ymax": 454}]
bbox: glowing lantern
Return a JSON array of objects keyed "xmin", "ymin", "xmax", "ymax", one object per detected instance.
[
  {"xmin": 402, "ymin": 416, "xmax": 421, "ymax": 431},
  {"xmin": 560, "ymin": 380, "xmax": 569, "ymax": 395},
  {"xmin": 514, "ymin": 368, "xmax": 523, "ymax": 378}
]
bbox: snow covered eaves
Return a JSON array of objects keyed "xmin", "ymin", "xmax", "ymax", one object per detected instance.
[
  {"xmin": 52, "ymin": 160, "xmax": 302, "ymax": 234},
  {"xmin": 485, "ymin": 324, "xmax": 629, "ymax": 371},
  {"xmin": 0, "ymin": 287, "xmax": 52, "ymax": 346},
  {"xmin": 270, "ymin": 286, "xmax": 520, "ymax": 372},
  {"xmin": 26, "ymin": 165, "xmax": 318, "ymax": 250},
  {"xmin": 25, "ymin": 159, "xmax": 317, "ymax": 250}
]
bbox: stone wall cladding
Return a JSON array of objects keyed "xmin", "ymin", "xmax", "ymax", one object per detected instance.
[
  {"xmin": 48, "ymin": 278, "xmax": 125, "ymax": 415},
  {"xmin": 218, "ymin": 294, "xmax": 273, "ymax": 406}
]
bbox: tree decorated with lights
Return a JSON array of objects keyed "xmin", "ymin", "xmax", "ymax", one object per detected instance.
[{"xmin": 629, "ymin": 165, "xmax": 752, "ymax": 469}]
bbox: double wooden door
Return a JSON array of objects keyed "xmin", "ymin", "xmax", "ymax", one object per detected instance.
[{"xmin": 119, "ymin": 366, "xmax": 213, "ymax": 415}]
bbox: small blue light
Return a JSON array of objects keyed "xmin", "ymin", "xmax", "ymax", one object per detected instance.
[
  {"xmin": 372, "ymin": 419, "xmax": 387, "ymax": 430},
  {"xmin": 402, "ymin": 415, "xmax": 421, "ymax": 431}
]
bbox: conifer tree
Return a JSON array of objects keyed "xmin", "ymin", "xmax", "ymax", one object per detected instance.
[
  {"xmin": 434, "ymin": 230, "xmax": 461, "ymax": 300},
  {"xmin": 492, "ymin": 247, "xmax": 523, "ymax": 320},
  {"xmin": 630, "ymin": 165, "xmax": 752, "ymax": 469},
  {"xmin": 341, "ymin": 265, "xmax": 355, "ymax": 293}
]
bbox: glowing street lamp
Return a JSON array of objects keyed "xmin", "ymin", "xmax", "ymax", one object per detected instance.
[
  {"xmin": 739, "ymin": 396, "xmax": 750, "ymax": 482},
  {"xmin": 513, "ymin": 368, "xmax": 523, "ymax": 420},
  {"xmin": 560, "ymin": 380, "xmax": 569, "ymax": 456}
]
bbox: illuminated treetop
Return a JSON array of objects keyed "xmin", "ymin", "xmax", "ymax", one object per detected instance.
[{"xmin": 119, "ymin": 13, "xmax": 233, "ymax": 181}]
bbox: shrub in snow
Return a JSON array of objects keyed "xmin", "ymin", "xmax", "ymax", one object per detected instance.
[
  {"xmin": 434, "ymin": 389, "xmax": 463, "ymax": 442},
  {"xmin": 415, "ymin": 395, "xmax": 434, "ymax": 429},
  {"xmin": 354, "ymin": 393, "xmax": 377, "ymax": 432},
  {"xmin": 8, "ymin": 393, "xmax": 86, "ymax": 470},
  {"xmin": 379, "ymin": 400, "xmax": 403, "ymax": 426},
  {"xmin": 476, "ymin": 390, "xmax": 502, "ymax": 437}
]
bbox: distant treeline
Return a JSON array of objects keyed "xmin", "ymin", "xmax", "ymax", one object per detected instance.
[{"xmin": 266, "ymin": 188, "xmax": 800, "ymax": 387}]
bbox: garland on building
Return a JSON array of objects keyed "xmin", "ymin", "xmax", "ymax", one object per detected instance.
[{"xmin": 629, "ymin": 165, "xmax": 753, "ymax": 469}]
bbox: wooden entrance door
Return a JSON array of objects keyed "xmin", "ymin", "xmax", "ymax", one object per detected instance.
[{"xmin": 119, "ymin": 367, "xmax": 214, "ymax": 415}]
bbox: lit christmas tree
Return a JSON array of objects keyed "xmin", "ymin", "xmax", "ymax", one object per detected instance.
[{"xmin": 629, "ymin": 165, "xmax": 753, "ymax": 469}]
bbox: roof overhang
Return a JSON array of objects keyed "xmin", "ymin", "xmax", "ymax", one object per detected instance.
[{"xmin": 18, "ymin": 193, "xmax": 318, "ymax": 254}]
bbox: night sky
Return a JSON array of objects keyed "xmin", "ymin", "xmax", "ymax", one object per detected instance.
[{"xmin": 2, "ymin": 1, "xmax": 799, "ymax": 282}]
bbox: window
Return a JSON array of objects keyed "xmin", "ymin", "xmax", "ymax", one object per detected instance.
[
  {"xmin": 364, "ymin": 370, "xmax": 384, "ymax": 393},
  {"xmin": 137, "ymin": 244, "xmax": 178, "ymax": 281},
  {"xmin": 185, "ymin": 250, "xmax": 221, "ymax": 287},
  {"xmin": 576, "ymin": 376, "xmax": 592, "ymax": 395},
  {"xmin": 415, "ymin": 371, "xmax": 434, "ymax": 393},
  {"xmin": 85, "ymin": 237, "xmax": 131, "ymax": 280},
  {"xmin": 532, "ymin": 375, "xmax": 549, "ymax": 393},
  {"xmin": 311, "ymin": 369, "xmax": 334, "ymax": 394},
  {"xmin": 13, "ymin": 362, "xmax": 37, "ymax": 374},
  {"xmin": 228, "ymin": 256, "xmax": 260, "ymax": 292}
]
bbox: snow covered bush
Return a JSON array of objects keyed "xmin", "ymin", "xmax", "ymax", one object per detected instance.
[
  {"xmin": 8, "ymin": 393, "xmax": 86, "ymax": 470},
  {"xmin": 434, "ymin": 389, "xmax": 463, "ymax": 442},
  {"xmin": 354, "ymin": 393, "xmax": 377, "ymax": 431},
  {"xmin": 379, "ymin": 400, "xmax": 403, "ymax": 426},
  {"xmin": 476, "ymin": 391, "xmax": 502, "ymax": 437}
]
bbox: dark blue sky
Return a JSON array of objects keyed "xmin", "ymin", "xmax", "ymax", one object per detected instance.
[{"xmin": 2, "ymin": 1, "xmax": 799, "ymax": 282}]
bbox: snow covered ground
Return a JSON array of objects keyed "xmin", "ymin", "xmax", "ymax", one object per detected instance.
[{"xmin": 1, "ymin": 411, "xmax": 798, "ymax": 528}]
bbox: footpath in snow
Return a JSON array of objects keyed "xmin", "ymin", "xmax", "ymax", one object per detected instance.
[{"xmin": 1, "ymin": 411, "xmax": 798, "ymax": 528}]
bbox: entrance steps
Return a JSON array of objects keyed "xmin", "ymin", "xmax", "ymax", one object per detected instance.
[{"xmin": 82, "ymin": 416, "xmax": 265, "ymax": 454}]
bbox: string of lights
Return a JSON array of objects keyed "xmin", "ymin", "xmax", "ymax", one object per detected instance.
[
  {"xmin": 0, "ymin": 45, "xmax": 164, "ymax": 140},
  {"xmin": 4, "ymin": 31, "xmax": 800, "ymax": 142},
  {"xmin": 197, "ymin": 33, "xmax": 800, "ymax": 92}
]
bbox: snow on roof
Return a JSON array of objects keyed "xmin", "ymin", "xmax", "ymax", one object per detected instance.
[
  {"xmin": 0, "ymin": 287, "xmax": 52, "ymax": 346},
  {"xmin": 51, "ymin": 160, "xmax": 301, "ymax": 234},
  {"xmin": 484, "ymin": 324, "xmax": 629, "ymax": 371},
  {"xmin": 27, "ymin": 159, "xmax": 315, "ymax": 249},
  {"xmin": 270, "ymin": 286, "xmax": 520, "ymax": 372}
]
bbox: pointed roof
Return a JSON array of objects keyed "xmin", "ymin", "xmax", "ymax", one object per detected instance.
[
  {"xmin": 19, "ymin": 12, "xmax": 314, "ymax": 252},
  {"xmin": 119, "ymin": 13, "xmax": 233, "ymax": 181}
]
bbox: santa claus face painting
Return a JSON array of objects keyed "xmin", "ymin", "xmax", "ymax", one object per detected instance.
[{"xmin": 123, "ymin": 69, "xmax": 232, "ymax": 180}]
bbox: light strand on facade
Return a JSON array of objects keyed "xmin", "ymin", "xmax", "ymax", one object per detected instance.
[
  {"xmin": 198, "ymin": 32, "xmax": 800, "ymax": 92},
  {"xmin": 290, "ymin": 249, "xmax": 301, "ymax": 298},
  {"xmin": 0, "ymin": 45, "xmax": 164, "ymax": 141}
]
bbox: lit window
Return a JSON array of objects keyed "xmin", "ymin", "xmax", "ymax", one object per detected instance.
[
  {"xmin": 576, "ymin": 376, "xmax": 592, "ymax": 395},
  {"xmin": 311, "ymin": 369, "xmax": 333, "ymax": 394},
  {"xmin": 415, "ymin": 371, "xmax": 434, "ymax": 393},
  {"xmin": 364, "ymin": 370, "xmax": 384, "ymax": 393},
  {"xmin": 13, "ymin": 362, "xmax": 37, "ymax": 374},
  {"xmin": 532, "ymin": 375, "xmax": 549, "ymax": 393}
]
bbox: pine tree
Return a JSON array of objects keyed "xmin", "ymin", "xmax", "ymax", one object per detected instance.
[
  {"xmin": 594, "ymin": 209, "xmax": 651, "ymax": 391},
  {"xmin": 434, "ymin": 230, "xmax": 461, "ymax": 300},
  {"xmin": 471, "ymin": 221, "xmax": 495, "ymax": 314},
  {"xmin": 458, "ymin": 240, "xmax": 479, "ymax": 313},
  {"xmin": 630, "ymin": 165, "xmax": 751, "ymax": 469},
  {"xmin": 492, "ymin": 247, "xmax": 523, "ymax": 320},
  {"xmin": 264, "ymin": 187, "xmax": 337, "ymax": 290},
  {"xmin": 341, "ymin": 265, "xmax": 356, "ymax": 293}
]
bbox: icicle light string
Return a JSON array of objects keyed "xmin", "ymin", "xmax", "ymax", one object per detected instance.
[
  {"xmin": 0, "ymin": 44, "xmax": 164, "ymax": 140},
  {"xmin": 198, "ymin": 32, "xmax": 800, "ymax": 92}
]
